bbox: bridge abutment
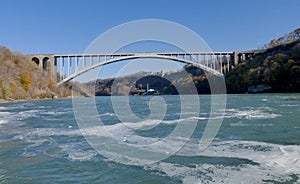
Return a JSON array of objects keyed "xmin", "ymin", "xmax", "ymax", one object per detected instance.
[{"xmin": 29, "ymin": 54, "xmax": 57, "ymax": 82}]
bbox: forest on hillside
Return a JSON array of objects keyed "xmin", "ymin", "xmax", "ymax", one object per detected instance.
[{"xmin": 226, "ymin": 29, "xmax": 300, "ymax": 93}]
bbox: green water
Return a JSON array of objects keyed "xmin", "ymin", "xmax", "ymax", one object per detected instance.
[{"xmin": 0, "ymin": 94, "xmax": 299, "ymax": 183}]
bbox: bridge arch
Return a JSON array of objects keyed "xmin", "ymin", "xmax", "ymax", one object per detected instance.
[
  {"xmin": 42, "ymin": 57, "xmax": 50, "ymax": 70},
  {"xmin": 32, "ymin": 57, "xmax": 40, "ymax": 66},
  {"xmin": 57, "ymin": 54, "xmax": 223, "ymax": 86}
]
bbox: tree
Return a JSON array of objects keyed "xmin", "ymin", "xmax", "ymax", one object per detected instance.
[
  {"xmin": 270, "ymin": 39, "xmax": 278, "ymax": 47},
  {"xmin": 277, "ymin": 36, "xmax": 285, "ymax": 44},
  {"xmin": 294, "ymin": 28, "xmax": 300, "ymax": 40},
  {"xmin": 287, "ymin": 32, "xmax": 294, "ymax": 42},
  {"xmin": 48, "ymin": 81, "xmax": 56, "ymax": 91},
  {"xmin": 21, "ymin": 70, "xmax": 31, "ymax": 91},
  {"xmin": 0, "ymin": 46, "xmax": 12, "ymax": 60},
  {"xmin": 291, "ymin": 43, "xmax": 300, "ymax": 58}
]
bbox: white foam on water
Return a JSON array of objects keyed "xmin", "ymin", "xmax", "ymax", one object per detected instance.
[
  {"xmin": 80, "ymin": 117, "xmax": 198, "ymax": 148},
  {"xmin": 12, "ymin": 128, "xmax": 81, "ymax": 141},
  {"xmin": 99, "ymin": 112, "xmax": 116, "ymax": 117},
  {"xmin": 81, "ymin": 118, "xmax": 181, "ymax": 136},
  {"xmin": 21, "ymin": 151, "xmax": 37, "ymax": 157},
  {"xmin": 98, "ymin": 137, "xmax": 300, "ymax": 183},
  {"xmin": 67, "ymin": 150, "xmax": 98, "ymax": 161},
  {"xmin": 16, "ymin": 128, "xmax": 98, "ymax": 161},
  {"xmin": 0, "ymin": 111, "xmax": 25, "ymax": 125},
  {"xmin": 229, "ymin": 122, "xmax": 273, "ymax": 127},
  {"xmin": 280, "ymin": 104, "xmax": 299, "ymax": 107},
  {"xmin": 0, "ymin": 106, "xmax": 8, "ymax": 110},
  {"xmin": 40, "ymin": 111, "xmax": 67, "ymax": 116},
  {"xmin": 123, "ymin": 119, "xmax": 162, "ymax": 129},
  {"xmin": 31, "ymin": 136, "xmax": 294, "ymax": 184},
  {"xmin": 59, "ymin": 143, "xmax": 98, "ymax": 161},
  {"xmin": 2, "ymin": 109, "xmax": 44, "ymax": 123},
  {"xmin": 0, "ymin": 111, "xmax": 11, "ymax": 116},
  {"xmin": 173, "ymin": 140, "xmax": 300, "ymax": 183},
  {"xmin": 0, "ymin": 119, "xmax": 8, "ymax": 125},
  {"xmin": 229, "ymin": 122, "xmax": 249, "ymax": 127},
  {"xmin": 18, "ymin": 109, "xmax": 43, "ymax": 117},
  {"xmin": 201, "ymin": 141, "xmax": 299, "ymax": 171},
  {"xmin": 223, "ymin": 108, "xmax": 281, "ymax": 119},
  {"xmin": 175, "ymin": 108, "xmax": 281, "ymax": 122},
  {"xmin": 148, "ymin": 161, "xmax": 298, "ymax": 184},
  {"xmin": 279, "ymin": 96, "xmax": 299, "ymax": 101},
  {"xmin": 175, "ymin": 111, "xmax": 200, "ymax": 116}
]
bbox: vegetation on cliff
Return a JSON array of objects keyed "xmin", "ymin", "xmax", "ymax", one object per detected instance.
[
  {"xmin": 226, "ymin": 38, "xmax": 300, "ymax": 93},
  {"xmin": 263, "ymin": 28, "xmax": 300, "ymax": 49},
  {"xmin": 0, "ymin": 46, "xmax": 71, "ymax": 101}
]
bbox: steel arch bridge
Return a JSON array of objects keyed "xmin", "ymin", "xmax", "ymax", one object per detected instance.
[{"xmin": 29, "ymin": 51, "xmax": 256, "ymax": 86}]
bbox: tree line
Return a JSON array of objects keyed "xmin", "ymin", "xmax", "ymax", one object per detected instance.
[{"xmin": 264, "ymin": 28, "xmax": 300, "ymax": 49}]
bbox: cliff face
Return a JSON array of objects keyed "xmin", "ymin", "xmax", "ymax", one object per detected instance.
[
  {"xmin": 0, "ymin": 46, "xmax": 71, "ymax": 100},
  {"xmin": 226, "ymin": 40, "xmax": 300, "ymax": 93}
]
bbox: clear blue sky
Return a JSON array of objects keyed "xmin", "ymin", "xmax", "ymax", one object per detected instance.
[{"xmin": 1, "ymin": 0, "xmax": 300, "ymax": 54}]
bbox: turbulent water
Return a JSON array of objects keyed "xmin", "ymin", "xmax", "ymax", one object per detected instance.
[{"xmin": 0, "ymin": 94, "xmax": 299, "ymax": 183}]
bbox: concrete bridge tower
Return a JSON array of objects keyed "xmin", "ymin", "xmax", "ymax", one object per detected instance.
[{"xmin": 29, "ymin": 54, "xmax": 57, "ymax": 82}]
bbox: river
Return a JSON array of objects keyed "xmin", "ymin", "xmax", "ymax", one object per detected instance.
[{"xmin": 0, "ymin": 94, "xmax": 299, "ymax": 183}]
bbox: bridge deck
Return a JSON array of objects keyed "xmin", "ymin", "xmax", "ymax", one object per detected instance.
[{"xmin": 53, "ymin": 52, "xmax": 234, "ymax": 58}]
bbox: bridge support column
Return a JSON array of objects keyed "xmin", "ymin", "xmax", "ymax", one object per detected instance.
[
  {"xmin": 49, "ymin": 55, "xmax": 57, "ymax": 82},
  {"xmin": 233, "ymin": 52, "xmax": 239, "ymax": 66},
  {"xmin": 227, "ymin": 55, "xmax": 230, "ymax": 73},
  {"xmin": 60, "ymin": 56, "xmax": 63, "ymax": 80}
]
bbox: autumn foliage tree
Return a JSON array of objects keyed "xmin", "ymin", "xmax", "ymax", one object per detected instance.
[
  {"xmin": 264, "ymin": 28, "xmax": 300, "ymax": 49},
  {"xmin": 21, "ymin": 70, "xmax": 31, "ymax": 91}
]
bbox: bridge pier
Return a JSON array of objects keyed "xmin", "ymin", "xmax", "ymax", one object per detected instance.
[
  {"xmin": 233, "ymin": 51, "xmax": 256, "ymax": 67},
  {"xmin": 29, "ymin": 54, "xmax": 57, "ymax": 82}
]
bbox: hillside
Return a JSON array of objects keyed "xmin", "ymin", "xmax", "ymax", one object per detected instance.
[
  {"xmin": 0, "ymin": 46, "xmax": 71, "ymax": 101},
  {"xmin": 226, "ymin": 40, "xmax": 300, "ymax": 93},
  {"xmin": 83, "ymin": 66, "xmax": 216, "ymax": 96},
  {"xmin": 225, "ymin": 27, "xmax": 300, "ymax": 93}
]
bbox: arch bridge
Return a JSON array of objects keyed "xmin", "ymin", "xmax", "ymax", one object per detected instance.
[{"xmin": 29, "ymin": 51, "xmax": 256, "ymax": 86}]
